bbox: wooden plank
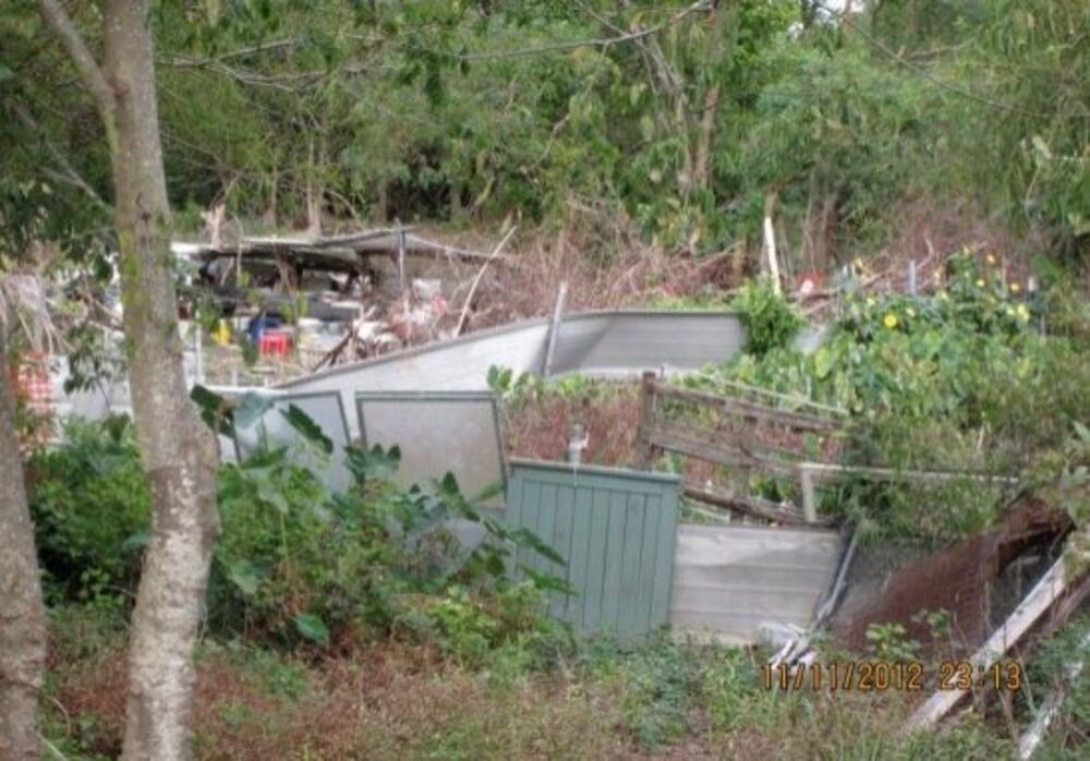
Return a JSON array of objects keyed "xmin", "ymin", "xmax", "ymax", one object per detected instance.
[
  {"xmin": 618, "ymin": 494, "xmax": 648, "ymax": 639},
  {"xmin": 550, "ymin": 483, "xmax": 575, "ymax": 621},
  {"xmin": 654, "ymin": 483, "xmax": 681, "ymax": 628},
  {"xmin": 517, "ymin": 476, "xmax": 541, "ymax": 576},
  {"xmin": 800, "ymin": 467, "xmax": 817, "ymax": 523},
  {"xmin": 505, "ymin": 470, "xmax": 525, "ymax": 533},
  {"xmin": 906, "ymin": 534, "xmax": 1090, "ymax": 731},
  {"xmin": 582, "ymin": 487, "xmax": 612, "ymax": 634},
  {"xmin": 797, "ymin": 460, "xmax": 1019, "ymax": 486},
  {"xmin": 600, "ymin": 491, "xmax": 628, "ymax": 634},
  {"xmin": 1018, "ymin": 629, "xmax": 1090, "ymax": 760},
  {"xmin": 567, "ymin": 483, "xmax": 595, "ymax": 632},
  {"xmin": 650, "ymin": 380, "xmax": 844, "ymax": 432},
  {"xmin": 682, "ymin": 481, "xmax": 820, "ymax": 526},
  {"xmin": 648, "ymin": 420, "xmax": 799, "ymax": 475},
  {"xmin": 653, "ymin": 417, "xmax": 817, "ymax": 464},
  {"xmin": 637, "ymin": 493, "xmax": 663, "ymax": 630},
  {"xmin": 537, "ymin": 481, "xmax": 559, "ymax": 582}
]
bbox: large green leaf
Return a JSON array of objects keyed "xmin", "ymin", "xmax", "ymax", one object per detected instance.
[
  {"xmin": 293, "ymin": 613, "xmax": 329, "ymax": 645},
  {"xmin": 226, "ymin": 559, "xmax": 262, "ymax": 597},
  {"xmin": 190, "ymin": 385, "xmax": 234, "ymax": 437},
  {"xmin": 280, "ymin": 404, "xmax": 334, "ymax": 455}
]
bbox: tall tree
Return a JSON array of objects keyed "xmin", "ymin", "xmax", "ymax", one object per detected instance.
[
  {"xmin": 37, "ymin": 2, "xmax": 220, "ymax": 759},
  {"xmin": 0, "ymin": 317, "xmax": 48, "ymax": 761}
]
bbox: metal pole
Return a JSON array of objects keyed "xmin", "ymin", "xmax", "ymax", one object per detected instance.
[
  {"xmin": 397, "ymin": 223, "xmax": 406, "ymax": 293},
  {"xmin": 567, "ymin": 423, "xmax": 587, "ymax": 466},
  {"xmin": 542, "ymin": 281, "xmax": 569, "ymax": 378},
  {"xmin": 194, "ymin": 313, "xmax": 204, "ymax": 385},
  {"xmin": 908, "ymin": 259, "xmax": 917, "ymax": 295}
]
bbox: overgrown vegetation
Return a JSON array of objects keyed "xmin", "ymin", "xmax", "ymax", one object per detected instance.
[
  {"xmin": 7, "ymin": 1, "xmax": 1090, "ymax": 263},
  {"xmin": 685, "ymin": 252, "xmax": 1090, "ymax": 541},
  {"xmin": 30, "ymin": 408, "xmax": 572, "ymax": 666}
]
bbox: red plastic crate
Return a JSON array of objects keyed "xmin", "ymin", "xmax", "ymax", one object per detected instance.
[{"xmin": 258, "ymin": 331, "xmax": 291, "ymax": 358}]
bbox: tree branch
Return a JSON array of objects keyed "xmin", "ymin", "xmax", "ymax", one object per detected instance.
[
  {"xmin": 37, "ymin": 0, "xmax": 115, "ymax": 118},
  {"xmin": 457, "ymin": 0, "xmax": 712, "ymax": 62},
  {"xmin": 12, "ymin": 103, "xmax": 108, "ymax": 209}
]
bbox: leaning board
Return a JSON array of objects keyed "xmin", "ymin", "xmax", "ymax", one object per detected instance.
[{"xmin": 669, "ymin": 524, "xmax": 842, "ymax": 644}]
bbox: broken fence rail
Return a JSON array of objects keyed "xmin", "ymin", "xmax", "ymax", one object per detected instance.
[{"xmin": 635, "ymin": 373, "xmax": 1020, "ymax": 524}]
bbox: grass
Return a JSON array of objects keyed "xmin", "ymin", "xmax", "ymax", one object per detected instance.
[{"xmin": 41, "ymin": 607, "xmax": 1023, "ymax": 760}]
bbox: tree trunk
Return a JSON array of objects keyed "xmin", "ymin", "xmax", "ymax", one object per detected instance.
[
  {"xmin": 104, "ymin": 7, "xmax": 221, "ymax": 760},
  {"xmin": 0, "ymin": 325, "xmax": 48, "ymax": 760},
  {"xmin": 38, "ymin": 2, "xmax": 221, "ymax": 759},
  {"xmin": 692, "ymin": 83, "xmax": 721, "ymax": 192}
]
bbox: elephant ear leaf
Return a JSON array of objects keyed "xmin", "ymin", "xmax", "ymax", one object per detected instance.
[
  {"xmin": 190, "ymin": 385, "xmax": 234, "ymax": 437},
  {"xmin": 293, "ymin": 613, "xmax": 329, "ymax": 645},
  {"xmin": 280, "ymin": 404, "xmax": 333, "ymax": 455}
]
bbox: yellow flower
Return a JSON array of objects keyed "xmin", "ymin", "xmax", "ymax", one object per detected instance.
[
  {"xmin": 1010, "ymin": 282, "xmax": 1021, "ymax": 294},
  {"xmin": 986, "ymin": 253, "xmax": 997, "ymax": 265},
  {"xmin": 883, "ymin": 313, "xmax": 898, "ymax": 329},
  {"xmin": 975, "ymin": 279, "xmax": 986, "ymax": 288},
  {"xmin": 1016, "ymin": 304, "xmax": 1030, "ymax": 321}
]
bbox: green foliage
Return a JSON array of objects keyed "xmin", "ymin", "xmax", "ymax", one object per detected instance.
[
  {"xmin": 28, "ymin": 405, "xmax": 570, "ymax": 661},
  {"xmin": 688, "ymin": 250, "xmax": 1090, "ymax": 540},
  {"xmin": 27, "ymin": 416, "xmax": 150, "ymax": 606},
  {"xmin": 1023, "ymin": 616, "xmax": 1090, "ymax": 757},
  {"xmin": 732, "ymin": 278, "xmax": 805, "ymax": 357},
  {"xmin": 203, "ymin": 400, "xmax": 571, "ymax": 656},
  {"xmin": 865, "ymin": 622, "xmax": 921, "ymax": 662}
]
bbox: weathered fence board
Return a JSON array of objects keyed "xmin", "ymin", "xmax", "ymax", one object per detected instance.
[
  {"xmin": 506, "ymin": 459, "xmax": 680, "ymax": 641},
  {"xmin": 669, "ymin": 524, "xmax": 842, "ymax": 644}
]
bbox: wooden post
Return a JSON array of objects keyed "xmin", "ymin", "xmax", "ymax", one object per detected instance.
[
  {"xmin": 635, "ymin": 371, "xmax": 658, "ymax": 470},
  {"xmin": 764, "ymin": 192, "xmax": 781, "ymax": 294},
  {"xmin": 542, "ymin": 281, "xmax": 569, "ymax": 378},
  {"xmin": 799, "ymin": 464, "xmax": 817, "ymax": 523},
  {"xmin": 396, "ymin": 223, "xmax": 406, "ymax": 293}
]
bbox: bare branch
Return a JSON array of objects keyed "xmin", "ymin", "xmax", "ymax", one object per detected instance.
[
  {"xmin": 36, "ymin": 0, "xmax": 116, "ymax": 119},
  {"xmin": 11, "ymin": 103, "xmax": 108, "ymax": 209},
  {"xmin": 457, "ymin": 0, "xmax": 712, "ymax": 62}
]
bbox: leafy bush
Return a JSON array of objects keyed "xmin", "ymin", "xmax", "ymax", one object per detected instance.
[
  {"xmin": 29, "ymin": 400, "xmax": 571, "ymax": 663},
  {"xmin": 28, "ymin": 416, "xmax": 150, "ymax": 606},
  {"xmin": 203, "ymin": 396, "xmax": 572, "ymax": 658},
  {"xmin": 733, "ymin": 278, "xmax": 805, "ymax": 358},
  {"xmin": 688, "ymin": 250, "xmax": 1090, "ymax": 540}
]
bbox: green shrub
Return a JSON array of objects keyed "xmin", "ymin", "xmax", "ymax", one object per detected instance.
[
  {"xmin": 28, "ymin": 416, "xmax": 150, "ymax": 606},
  {"xmin": 733, "ymin": 278, "xmax": 805, "ymax": 358},
  {"xmin": 686, "ymin": 249, "xmax": 1090, "ymax": 541},
  {"xmin": 202, "ymin": 397, "xmax": 572, "ymax": 657}
]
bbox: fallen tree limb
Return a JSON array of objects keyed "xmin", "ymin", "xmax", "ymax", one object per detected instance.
[
  {"xmin": 681, "ymin": 480, "xmax": 827, "ymax": 527},
  {"xmin": 455, "ymin": 226, "xmax": 516, "ymax": 336}
]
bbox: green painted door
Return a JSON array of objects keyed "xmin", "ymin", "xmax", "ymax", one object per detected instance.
[{"xmin": 506, "ymin": 459, "xmax": 680, "ymax": 641}]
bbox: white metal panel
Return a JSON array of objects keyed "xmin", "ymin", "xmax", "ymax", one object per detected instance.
[
  {"xmin": 356, "ymin": 391, "xmax": 506, "ymax": 506},
  {"xmin": 669, "ymin": 524, "xmax": 842, "ymax": 644}
]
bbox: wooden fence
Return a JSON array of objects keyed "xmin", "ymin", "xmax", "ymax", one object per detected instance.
[
  {"xmin": 634, "ymin": 372, "xmax": 1019, "ymax": 525},
  {"xmin": 634, "ymin": 371, "xmax": 850, "ymax": 524},
  {"xmin": 505, "ymin": 459, "xmax": 680, "ymax": 642}
]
